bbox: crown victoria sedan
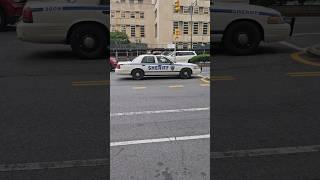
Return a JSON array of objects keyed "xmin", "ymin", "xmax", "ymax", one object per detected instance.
[{"xmin": 115, "ymin": 55, "xmax": 202, "ymax": 80}]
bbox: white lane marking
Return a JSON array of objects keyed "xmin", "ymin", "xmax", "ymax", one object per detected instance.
[
  {"xmin": 0, "ymin": 158, "xmax": 108, "ymax": 172},
  {"xmin": 168, "ymin": 85, "xmax": 184, "ymax": 88},
  {"xmin": 279, "ymin": 41, "xmax": 305, "ymax": 51},
  {"xmin": 111, "ymin": 134, "xmax": 210, "ymax": 147},
  {"xmin": 132, "ymin": 86, "xmax": 146, "ymax": 90},
  {"xmin": 212, "ymin": 145, "xmax": 320, "ymax": 159},
  {"xmin": 110, "ymin": 107, "xmax": 209, "ymax": 117}
]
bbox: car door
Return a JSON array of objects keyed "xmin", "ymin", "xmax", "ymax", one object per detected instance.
[
  {"xmin": 141, "ymin": 55, "xmax": 157, "ymax": 75},
  {"xmin": 155, "ymin": 56, "xmax": 176, "ymax": 76}
]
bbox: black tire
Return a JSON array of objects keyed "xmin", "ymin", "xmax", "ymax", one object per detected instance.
[
  {"xmin": 0, "ymin": 8, "xmax": 6, "ymax": 31},
  {"xmin": 223, "ymin": 21, "xmax": 261, "ymax": 55},
  {"xmin": 69, "ymin": 24, "xmax": 107, "ymax": 59},
  {"xmin": 131, "ymin": 69, "xmax": 144, "ymax": 80},
  {"xmin": 180, "ymin": 68, "xmax": 192, "ymax": 79}
]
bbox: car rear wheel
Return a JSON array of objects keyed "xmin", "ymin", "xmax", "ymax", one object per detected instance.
[
  {"xmin": 180, "ymin": 68, "xmax": 192, "ymax": 79},
  {"xmin": 132, "ymin": 69, "xmax": 144, "ymax": 80},
  {"xmin": 223, "ymin": 21, "xmax": 261, "ymax": 55},
  {"xmin": 70, "ymin": 24, "xmax": 107, "ymax": 59},
  {"xmin": 0, "ymin": 9, "xmax": 6, "ymax": 31}
]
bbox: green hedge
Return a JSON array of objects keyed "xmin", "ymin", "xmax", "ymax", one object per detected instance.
[{"xmin": 189, "ymin": 54, "xmax": 210, "ymax": 64}]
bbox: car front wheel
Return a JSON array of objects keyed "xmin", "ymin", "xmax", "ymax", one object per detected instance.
[
  {"xmin": 70, "ymin": 24, "xmax": 107, "ymax": 59},
  {"xmin": 180, "ymin": 68, "xmax": 192, "ymax": 79},
  {"xmin": 223, "ymin": 21, "xmax": 261, "ymax": 55}
]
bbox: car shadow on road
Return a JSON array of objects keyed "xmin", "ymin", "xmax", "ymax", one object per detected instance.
[
  {"xmin": 25, "ymin": 50, "xmax": 105, "ymax": 61},
  {"xmin": 116, "ymin": 76, "xmax": 201, "ymax": 81},
  {"xmin": 0, "ymin": 26, "xmax": 16, "ymax": 32},
  {"xmin": 211, "ymin": 43, "xmax": 295, "ymax": 56}
]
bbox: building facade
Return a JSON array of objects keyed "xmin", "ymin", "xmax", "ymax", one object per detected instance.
[{"xmin": 110, "ymin": 0, "xmax": 210, "ymax": 49}]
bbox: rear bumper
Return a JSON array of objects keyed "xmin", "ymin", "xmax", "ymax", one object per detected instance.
[
  {"xmin": 115, "ymin": 69, "xmax": 131, "ymax": 75},
  {"xmin": 17, "ymin": 22, "xmax": 66, "ymax": 43}
]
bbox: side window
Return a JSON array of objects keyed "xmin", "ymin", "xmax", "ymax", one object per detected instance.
[
  {"xmin": 176, "ymin": 52, "xmax": 182, "ymax": 56},
  {"xmin": 141, "ymin": 56, "xmax": 155, "ymax": 63},
  {"xmin": 157, "ymin": 56, "xmax": 171, "ymax": 64}
]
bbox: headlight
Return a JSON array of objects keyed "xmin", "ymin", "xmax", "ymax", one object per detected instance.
[
  {"xmin": 267, "ymin": 16, "xmax": 284, "ymax": 24},
  {"xmin": 193, "ymin": 65, "xmax": 200, "ymax": 69}
]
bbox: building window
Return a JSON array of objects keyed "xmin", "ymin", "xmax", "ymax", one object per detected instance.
[
  {"xmin": 203, "ymin": 22, "xmax": 208, "ymax": 35},
  {"xmin": 125, "ymin": 11, "xmax": 130, "ymax": 18},
  {"xmin": 116, "ymin": 11, "xmax": 120, "ymax": 18},
  {"xmin": 111, "ymin": 11, "xmax": 115, "ymax": 18},
  {"xmin": 192, "ymin": 42, "xmax": 198, "ymax": 49},
  {"xmin": 183, "ymin": 6, "xmax": 190, "ymax": 14},
  {"xmin": 130, "ymin": 12, "xmax": 135, "ymax": 18},
  {"xmin": 131, "ymin": 25, "xmax": 135, "ymax": 37},
  {"xmin": 135, "ymin": 11, "xmax": 140, "ymax": 18},
  {"xmin": 140, "ymin": 26, "xmax": 145, "ymax": 37},
  {"xmin": 111, "ymin": 25, "xmax": 116, "ymax": 32},
  {"xmin": 173, "ymin": 21, "xmax": 179, "ymax": 34},
  {"xmin": 183, "ymin": 22, "xmax": 189, "ymax": 35},
  {"xmin": 193, "ymin": 6, "xmax": 199, "ymax": 14},
  {"xmin": 140, "ymin": 12, "xmax": 144, "ymax": 18},
  {"xmin": 193, "ymin": 22, "xmax": 199, "ymax": 35},
  {"xmin": 121, "ymin": 0, "xmax": 125, "ymax": 3},
  {"xmin": 129, "ymin": 0, "xmax": 134, "ymax": 3},
  {"xmin": 199, "ymin": 7, "xmax": 204, "ymax": 14},
  {"xmin": 138, "ymin": 0, "xmax": 143, "ymax": 4},
  {"xmin": 203, "ymin": 7, "xmax": 209, "ymax": 14},
  {"xmin": 183, "ymin": 43, "xmax": 188, "ymax": 49},
  {"xmin": 155, "ymin": 9, "xmax": 157, "ymax": 18},
  {"xmin": 121, "ymin": 25, "xmax": 126, "ymax": 33},
  {"xmin": 121, "ymin": 11, "xmax": 125, "ymax": 18}
]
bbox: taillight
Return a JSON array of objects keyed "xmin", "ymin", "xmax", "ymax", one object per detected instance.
[
  {"xmin": 116, "ymin": 64, "xmax": 121, "ymax": 69},
  {"xmin": 23, "ymin": 7, "xmax": 33, "ymax": 23}
]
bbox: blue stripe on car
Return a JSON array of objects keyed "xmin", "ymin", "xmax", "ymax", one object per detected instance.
[
  {"xmin": 31, "ymin": 6, "xmax": 110, "ymax": 12},
  {"xmin": 210, "ymin": 8, "xmax": 278, "ymax": 17}
]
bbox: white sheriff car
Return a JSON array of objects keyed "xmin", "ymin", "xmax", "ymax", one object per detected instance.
[
  {"xmin": 211, "ymin": 2, "xmax": 295, "ymax": 55},
  {"xmin": 17, "ymin": 0, "xmax": 109, "ymax": 59},
  {"xmin": 115, "ymin": 55, "xmax": 202, "ymax": 80}
]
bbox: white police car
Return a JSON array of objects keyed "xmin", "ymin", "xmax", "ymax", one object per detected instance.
[
  {"xmin": 17, "ymin": 0, "xmax": 109, "ymax": 59},
  {"xmin": 115, "ymin": 54, "xmax": 202, "ymax": 80},
  {"xmin": 211, "ymin": 2, "xmax": 295, "ymax": 55}
]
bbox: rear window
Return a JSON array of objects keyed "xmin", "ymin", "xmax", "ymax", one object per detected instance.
[{"xmin": 178, "ymin": 52, "xmax": 195, "ymax": 56}]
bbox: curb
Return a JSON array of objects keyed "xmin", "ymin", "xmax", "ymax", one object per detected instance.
[{"xmin": 306, "ymin": 45, "xmax": 320, "ymax": 58}]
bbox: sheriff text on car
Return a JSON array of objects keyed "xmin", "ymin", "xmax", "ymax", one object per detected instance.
[{"xmin": 115, "ymin": 54, "xmax": 202, "ymax": 80}]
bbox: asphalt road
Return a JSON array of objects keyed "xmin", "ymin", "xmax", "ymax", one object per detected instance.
[
  {"xmin": 212, "ymin": 17, "xmax": 320, "ymax": 179},
  {"xmin": 0, "ymin": 27, "xmax": 109, "ymax": 179},
  {"xmin": 110, "ymin": 69, "xmax": 210, "ymax": 180}
]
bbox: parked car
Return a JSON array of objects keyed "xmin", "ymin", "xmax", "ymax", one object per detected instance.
[
  {"xmin": 164, "ymin": 51, "xmax": 197, "ymax": 63},
  {"xmin": 109, "ymin": 56, "xmax": 118, "ymax": 71},
  {"xmin": 115, "ymin": 54, "xmax": 201, "ymax": 80},
  {"xmin": 0, "ymin": 0, "xmax": 25, "ymax": 31}
]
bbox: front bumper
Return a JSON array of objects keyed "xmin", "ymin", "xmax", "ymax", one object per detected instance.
[{"xmin": 264, "ymin": 23, "xmax": 291, "ymax": 42}]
